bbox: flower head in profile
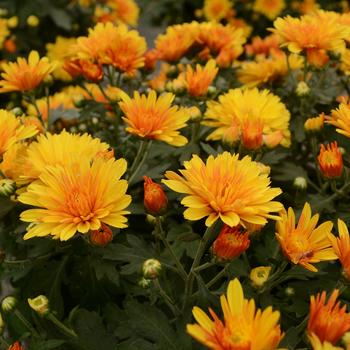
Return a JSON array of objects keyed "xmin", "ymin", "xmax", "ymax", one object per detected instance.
[
  {"xmin": 0, "ymin": 51, "xmax": 57, "ymax": 93},
  {"xmin": 253, "ymin": 0, "xmax": 286, "ymax": 20},
  {"xmin": 119, "ymin": 90, "xmax": 190, "ymax": 146},
  {"xmin": 308, "ymin": 289, "xmax": 350, "ymax": 344},
  {"xmin": 203, "ymin": 0, "xmax": 233, "ymax": 22},
  {"xmin": 328, "ymin": 103, "xmax": 350, "ymax": 138},
  {"xmin": 184, "ymin": 59, "xmax": 218, "ymax": 97},
  {"xmin": 305, "ymin": 113, "xmax": 325, "ymax": 132},
  {"xmin": 204, "ymin": 88, "xmax": 291, "ymax": 148},
  {"xmin": 318, "ymin": 142, "xmax": 343, "ymax": 179},
  {"xmin": 8, "ymin": 342, "xmax": 24, "ymax": 350},
  {"xmin": 245, "ymin": 34, "xmax": 281, "ymax": 57},
  {"xmin": 0, "ymin": 110, "xmax": 38, "ymax": 157},
  {"xmin": 18, "ymin": 157, "xmax": 131, "ymax": 241},
  {"xmin": 187, "ymin": 278, "xmax": 282, "ymax": 349},
  {"xmin": 329, "ymin": 219, "xmax": 350, "ymax": 281},
  {"xmin": 163, "ymin": 152, "xmax": 282, "ymax": 227},
  {"xmin": 308, "ymin": 333, "xmax": 343, "ymax": 350},
  {"xmin": 276, "ymin": 202, "xmax": 337, "ymax": 272}
]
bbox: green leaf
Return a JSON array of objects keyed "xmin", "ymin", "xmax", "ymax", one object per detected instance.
[
  {"xmin": 93, "ymin": 259, "xmax": 120, "ymax": 286},
  {"xmin": 272, "ymin": 162, "xmax": 308, "ymax": 181},
  {"xmin": 31, "ymin": 339, "xmax": 66, "ymax": 350},
  {"xmin": 48, "ymin": 7, "xmax": 72, "ymax": 30}
]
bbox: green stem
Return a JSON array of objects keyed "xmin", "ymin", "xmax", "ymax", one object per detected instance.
[
  {"xmin": 310, "ymin": 136, "xmax": 322, "ymax": 187},
  {"xmin": 28, "ymin": 93, "xmax": 44, "ymax": 126},
  {"xmin": 155, "ymin": 216, "xmax": 187, "ymax": 281},
  {"xmin": 153, "ymin": 279, "xmax": 180, "ymax": 317},
  {"xmin": 14, "ymin": 309, "xmax": 40, "ymax": 338},
  {"xmin": 206, "ymin": 264, "xmax": 229, "ymax": 289},
  {"xmin": 303, "ymin": 54, "xmax": 308, "ymax": 82},
  {"xmin": 193, "ymin": 261, "xmax": 215, "ymax": 272},
  {"xmin": 128, "ymin": 139, "xmax": 152, "ymax": 184},
  {"xmin": 46, "ymin": 313, "xmax": 77, "ymax": 338},
  {"xmin": 45, "ymin": 86, "xmax": 50, "ymax": 128}
]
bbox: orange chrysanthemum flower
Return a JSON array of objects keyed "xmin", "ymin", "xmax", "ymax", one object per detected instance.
[
  {"xmin": 276, "ymin": 202, "xmax": 337, "ymax": 272},
  {"xmin": 0, "ymin": 110, "xmax": 38, "ymax": 157},
  {"xmin": 187, "ymin": 278, "xmax": 283, "ymax": 349},
  {"xmin": 308, "ymin": 289, "xmax": 350, "ymax": 344},
  {"xmin": 185, "ymin": 59, "xmax": 218, "ymax": 97},
  {"xmin": 212, "ymin": 224, "xmax": 250, "ymax": 261},
  {"xmin": 253, "ymin": 0, "xmax": 286, "ymax": 20},
  {"xmin": 329, "ymin": 219, "xmax": 350, "ymax": 281},
  {"xmin": 304, "ymin": 113, "xmax": 325, "ymax": 132},
  {"xmin": 318, "ymin": 142, "xmax": 343, "ymax": 178},
  {"xmin": 119, "ymin": 90, "xmax": 190, "ymax": 146},
  {"xmin": 328, "ymin": 103, "xmax": 350, "ymax": 138},
  {"xmin": 245, "ymin": 34, "xmax": 281, "ymax": 57},
  {"xmin": 18, "ymin": 156, "xmax": 131, "ymax": 241},
  {"xmin": 8, "ymin": 342, "xmax": 24, "ymax": 350},
  {"xmin": 163, "ymin": 152, "xmax": 282, "ymax": 227},
  {"xmin": 271, "ymin": 11, "xmax": 349, "ymax": 62},
  {"xmin": 0, "ymin": 51, "xmax": 57, "ymax": 93},
  {"xmin": 203, "ymin": 0, "xmax": 233, "ymax": 22}
]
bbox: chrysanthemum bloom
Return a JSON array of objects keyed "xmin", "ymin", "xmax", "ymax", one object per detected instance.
[
  {"xmin": 18, "ymin": 156, "xmax": 131, "ymax": 241},
  {"xmin": 308, "ymin": 289, "xmax": 350, "ymax": 344},
  {"xmin": 204, "ymin": 88, "xmax": 291, "ymax": 147},
  {"xmin": 8, "ymin": 341, "xmax": 24, "ymax": 350},
  {"xmin": 212, "ymin": 224, "xmax": 250, "ymax": 261},
  {"xmin": 0, "ymin": 110, "xmax": 38, "ymax": 158},
  {"xmin": 0, "ymin": 51, "xmax": 57, "ymax": 93},
  {"xmin": 245, "ymin": 34, "xmax": 281, "ymax": 57},
  {"xmin": 94, "ymin": 0, "xmax": 139, "ymax": 26},
  {"xmin": 203, "ymin": 0, "xmax": 233, "ymax": 22},
  {"xmin": 163, "ymin": 152, "xmax": 282, "ymax": 227},
  {"xmin": 187, "ymin": 278, "xmax": 283, "ymax": 349},
  {"xmin": 329, "ymin": 219, "xmax": 350, "ymax": 280},
  {"xmin": 250, "ymin": 266, "xmax": 272, "ymax": 287},
  {"xmin": 253, "ymin": 0, "xmax": 286, "ymax": 20},
  {"xmin": 308, "ymin": 333, "xmax": 343, "ymax": 350},
  {"xmin": 46, "ymin": 36, "xmax": 76, "ymax": 81},
  {"xmin": 155, "ymin": 23, "xmax": 198, "ymax": 62},
  {"xmin": 119, "ymin": 90, "xmax": 190, "ymax": 146},
  {"xmin": 292, "ymin": 0, "xmax": 319, "ymax": 15},
  {"xmin": 63, "ymin": 58, "xmax": 103, "ymax": 82},
  {"xmin": 271, "ymin": 11, "xmax": 350, "ymax": 66},
  {"xmin": 276, "ymin": 202, "xmax": 337, "ymax": 272},
  {"xmin": 304, "ymin": 113, "xmax": 325, "ymax": 132},
  {"xmin": 143, "ymin": 176, "xmax": 168, "ymax": 216},
  {"xmin": 18, "ymin": 130, "xmax": 112, "ymax": 183},
  {"xmin": 328, "ymin": 103, "xmax": 350, "ymax": 138},
  {"xmin": 185, "ymin": 59, "xmax": 218, "ymax": 97},
  {"xmin": 318, "ymin": 142, "xmax": 343, "ymax": 178}
]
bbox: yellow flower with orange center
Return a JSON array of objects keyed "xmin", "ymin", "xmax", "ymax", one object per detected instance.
[
  {"xmin": 204, "ymin": 88, "xmax": 291, "ymax": 148},
  {"xmin": 118, "ymin": 90, "xmax": 190, "ymax": 146},
  {"xmin": 329, "ymin": 219, "xmax": 350, "ymax": 281},
  {"xmin": 318, "ymin": 142, "xmax": 343, "ymax": 179},
  {"xmin": 253, "ymin": 0, "xmax": 286, "ymax": 20},
  {"xmin": 0, "ymin": 110, "xmax": 38, "ymax": 157},
  {"xmin": 184, "ymin": 59, "xmax": 218, "ymax": 97},
  {"xmin": 271, "ymin": 11, "xmax": 349, "ymax": 61},
  {"xmin": 328, "ymin": 103, "xmax": 350, "ymax": 138},
  {"xmin": 0, "ymin": 51, "xmax": 57, "ymax": 93},
  {"xmin": 308, "ymin": 333, "xmax": 343, "ymax": 350},
  {"xmin": 308, "ymin": 289, "xmax": 350, "ymax": 344},
  {"xmin": 18, "ymin": 156, "xmax": 131, "ymax": 241},
  {"xmin": 163, "ymin": 152, "xmax": 282, "ymax": 227},
  {"xmin": 203, "ymin": 0, "xmax": 233, "ymax": 22},
  {"xmin": 304, "ymin": 113, "xmax": 325, "ymax": 132},
  {"xmin": 187, "ymin": 278, "xmax": 283, "ymax": 349},
  {"xmin": 275, "ymin": 202, "xmax": 337, "ymax": 272}
]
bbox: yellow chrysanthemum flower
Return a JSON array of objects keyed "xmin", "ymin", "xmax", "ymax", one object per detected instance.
[
  {"xmin": 253, "ymin": 0, "xmax": 286, "ymax": 20},
  {"xmin": 187, "ymin": 278, "xmax": 283, "ymax": 349},
  {"xmin": 292, "ymin": 0, "xmax": 320, "ymax": 15},
  {"xmin": 276, "ymin": 202, "xmax": 337, "ymax": 272},
  {"xmin": 340, "ymin": 49, "xmax": 350, "ymax": 76},
  {"xmin": 19, "ymin": 130, "xmax": 112, "ymax": 184},
  {"xmin": 0, "ymin": 51, "xmax": 57, "ymax": 93},
  {"xmin": 0, "ymin": 18, "xmax": 9, "ymax": 49},
  {"xmin": 271, "ymin": 11, "xmax": 349, "ymax": 56},
  {"xmin": 163, "ymin": 152, "xmax": 282, "ymax": 227},
  {"xmin": 46, "ymin": 36, "xmax": 76, "ymax": 81},
  {"xmin": 203, "ymin": 0, "xmax": 233, "ymax": 22},
  {"xmin": 119, "ymin": 90, "xmax": 190, "ymax": 147},
  {"xmin": 328, "ymin": 103, "xmax": 350, "ymax": 138},
  {"xmin": 308, "ymin": 333, "xmax": 343, "ymax": 350},
  {"xmin": 204, "ymin": 88, "xmax": 291, "ymax": 148},
  {"xmin": 0, "ymin": 110, "xmax": 38, "ymax": 157},
  {"xmin": 18, "ymin": 156, "xmax": 131, "ymax": 241}
]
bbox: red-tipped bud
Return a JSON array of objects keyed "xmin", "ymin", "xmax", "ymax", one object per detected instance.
[
  {"xmin": 318, "ymin": 142, "xmax": 343, "ymax": 178},
  {"xmin": 8, "ymin": 342, "xmax": 24, "ymax": 350},
  {"xmin": 212, "ymin": 225, "xmax": 250, "ymax": 261},
  {"xmin": 143, "ymin": 176, "xmax": 168, "ymax": 216},
  {"xmin": 90, "ymin": 223, "xmax": 113, "ymax": 247}
]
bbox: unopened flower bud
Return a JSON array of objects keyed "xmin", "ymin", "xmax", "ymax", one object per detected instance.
[
  {"xmin": 146, "ymin": 214, "xmax": 157, "ymax": 226},
  {"xmin": 296, "ymin": 81, "xmax": 310, "ymax": 96},
  {"xmin": 304, "ymin": 113, "xmax": 324, "ymax": 132},
  {"xmin": 8, "ymin": 341, "xmax": 24, "ymax": 350},
  {"xmin": 250, "ymin": 266, "xmax": 271, "ymax": 288},
  {"xmin": 293, "ymin": 176, "xmax": 307, "ymax": 190},
  {"xmin": 285, "ymin": 287, "xmax": 295, "ymax": 296},
  {"xmin": 186, "ymin": 106, "xmax": 201, "ymax": 121},
  {"xmin": 142, "ymin": 259, "xmax": 162, "ymax": 279},
  {"xmin": 139, "ymin": 277, "xmax": 152, "ymax": 289},
  {"xmin": 0, "ymin": 179, "xmax": 16, "ymax": 197},
  {"xmin": 2, "ymin": 296, "xmax": 17, "ymax": 313},
  {"xmin": 7, "ymin": 16, "xmax": 18, "ymax": 28},
  {"xmin": 27, "ymin": 15, "xmax": 39, "ymax": 27},
  {"xmin": 318, "ymin": 142, "xmax": 343, "ymax": 178},
  {"xmin": 207, "ymin": 85, "xmax": 217, "ymax": 95},
  {"xmin": 11, "ymin": 107, "xmax": 23, "ymax": 116},
  {"xmin": 90, "ymin": 223, "xmax": 113, "ymax": 247},
  {"xmin": 27, "ymin": 295, "xmax": 49, "ymax": 316},
  {"xmin": 143, "ymin": 176, "xmax": 168, "ymax": 216}
]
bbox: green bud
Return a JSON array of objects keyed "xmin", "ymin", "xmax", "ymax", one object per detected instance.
[
  {"xmin": 293, "ymin": 176, "xmax": 307, "ymax": 190},
  {"xmin": 0, "ymin": 179, "xmax": 16, "ymax": 197},
  {"xmin": 138, "ymin": 277, "xmax": 152, "ymax": 289},
  {"xmin": 2, "ymin": 296, "xmax": 17, "ymax": 313},
  {"xmin": 142, "ymin": 259, "xmax": 162, "ymax": 280},
  {"xmin": 27, "ymin": 295, "xmax": 49, "ymax": 316}
]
